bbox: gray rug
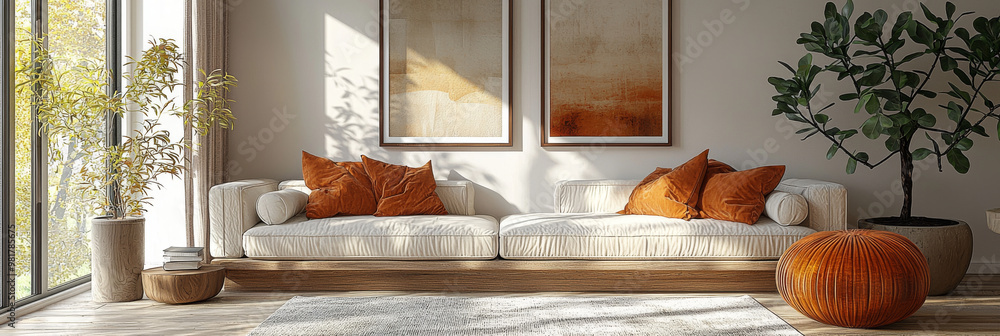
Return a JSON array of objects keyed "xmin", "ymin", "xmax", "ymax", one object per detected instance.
[{"xmin": 249, "ymin": 295, "xmax": 800, "ymax": 336}]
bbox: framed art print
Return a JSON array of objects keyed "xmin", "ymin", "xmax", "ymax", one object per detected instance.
[
  {"xmin": 542, "ymin": 0, "xmax": 672, "ymax": 147},
  {"xmin": 380, "ymin": 0, "xmax": 513, "ymax": 147}
]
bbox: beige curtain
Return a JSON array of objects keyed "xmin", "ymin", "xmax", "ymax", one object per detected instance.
[{"xmin": 184, "ymin": 0, "xmax": 230, "ymax": 261}]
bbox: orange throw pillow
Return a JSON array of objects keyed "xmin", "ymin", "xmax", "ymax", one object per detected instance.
[
  {"xmin": 301, "ymin": 152, "xmax": 377, "ymax": 218},
  {"xmin": 706, "ymin": 159, "xmax": 737, "ymax": 175},
  {"xmin": 361, "ymin": 156, "xmax": 448, "ymax": 217},
  {"xmin": 620, "ymin": 150, "xmax": 710, "ymax": 220},
  {"xmin": 698, "ymin": 165, "xmax": 786, "ymax": 225}
]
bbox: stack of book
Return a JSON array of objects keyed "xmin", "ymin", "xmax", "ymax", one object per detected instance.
[{"xmin": 163, "ymin": 246, "xmax": 204, "ymax": 271}]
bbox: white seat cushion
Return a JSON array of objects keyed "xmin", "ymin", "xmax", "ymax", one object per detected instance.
[
  {"xmin": 499, "ymin": 214, "xmax": 816, "ymax": 260},
  {"xmin": 243, "ymin": 215, "xmax": 499, "ymax": 260}
]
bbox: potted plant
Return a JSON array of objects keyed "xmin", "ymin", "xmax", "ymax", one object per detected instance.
[
  {"xmin": 768, "ymin": 1, "xmax": 999, "ymax": 295},
  {"xmin": 17, "ymin": 38, "xmax": 237, "ymax": 302}
]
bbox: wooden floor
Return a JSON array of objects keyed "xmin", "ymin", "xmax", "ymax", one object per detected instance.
[{"xmin": 3, "ymin": 274, "xmax": 998, "ymax": 335}]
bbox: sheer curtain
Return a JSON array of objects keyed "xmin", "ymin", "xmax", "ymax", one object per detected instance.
[{"xmin": 184, "ymin": 0, "xmax": 230, "ymax": 262}]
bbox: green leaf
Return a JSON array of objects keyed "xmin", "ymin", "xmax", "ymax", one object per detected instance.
[
  {"xmin": 947, "ymin": 150, "xmax": 970, "ymax": 174},
  {"xmin": 827, "ymin": 144, "xmax": 839, "ymax": 160},
  {"xmin": 840, "ymin": 93, "xmax": 859, "ymax": 101},
  {"xmin": 798, "ymin": 53, "xmax": 813, "ymax": 70},
  {"xmin": 855, "ymin": 93, "xmax": 872, "ymax": 114},
  {"xmin": 885, "ymin": 137, "xmax": 900, "ymax": 151},
  {"xmin": 899, "ymin": 51, "xmax": 924, "ymax": 65},
  {"xmin": 941, "ymin": 56, "xmax": 958, "ymax": 71},
  {"xmin": 949, "ymin": 83, "xmax": 972, "ymax": 103},
  {"xmin": 879, "ymin": 115, "xmax": 894, "ymax": 128},
  {"xmin": 865, "ymin": 94, "xmax": 881, "ymax": 114},
  {"xmin": 912, "ymin": 148, "xmax": 933, "ymax": 161},
  {"xmin": 847, "ymin": 157, "xmax": 858, "ymax": 174},
  {"xmin": 838, "ymin": 129, "xmax": 859, "ymax": 140},
  {"xmin": 953, "ymin": 68, "xmax": 972, "ymax": 86},
  {"xmin": 815, "ymin": 114, "xmax": 830, "ymax": 124},
  {"xmin": 956, "ymin": 138, "xmax": 974, "ymax": 151},
  {"xmin": 858, "ymin": 65, "xmax": 886, "ymax": 86},
  {"xmin": 856, "ymin": 152, "xmax": 870, "ymax": 163},
  {"xmin": 946, "ymin": 2, "xmax": 956, "ymax": 19},
  {"xmin": 918, "ymin": 114, "xmax": 937, "ymax": 128},
  {"xmin": 861, "ymin": 115, "xmax": 882, "ymax": 139},
  {"xmin": 825, "ymin": 2, "xmax": 838, "ymax": 20},
  {"xmin": 948, "ymin": 101, "xmax": 964, "ymax": 122},
  {"xmin": 920, "ymin": 3, "xmax": 937, "ymax": 23},
  {"xmin": 917, "ymin": 90, "xmax": 937, "ymax": 99},
  {"xmin": 842, "ymin": 0, "xmax": 854, "ymax": 18}
]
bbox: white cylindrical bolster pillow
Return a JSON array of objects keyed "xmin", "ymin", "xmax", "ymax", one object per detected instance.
[
  {"xmin": 256, "ymin": 189, "xmax": 309, "ymax": 225},
  {"xmin": 764, "ymin": 191, "xmax": 808, "ymax": 226}
]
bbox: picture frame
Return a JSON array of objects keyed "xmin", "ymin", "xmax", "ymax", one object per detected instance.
[
  {"xmin": 542, "ymin": 0, "xmax": 672, "ymax": 147},
  {"xmin": 380, "ymin": 0, "xmax": 514, "ymax": 147}
]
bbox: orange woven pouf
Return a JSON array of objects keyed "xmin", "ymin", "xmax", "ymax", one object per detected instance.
[{"xmin": 776, "ymin": 230, "xmax": 929, "ymax": 328}]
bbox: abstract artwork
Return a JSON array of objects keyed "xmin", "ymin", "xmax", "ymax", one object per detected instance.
[
  {"xmin": 381, "ymin": 0, "xmax": 512, "ymax": 147},
  {"xmin": 543, "ymin": 0, "xmax": 672, "ymax": 146}
]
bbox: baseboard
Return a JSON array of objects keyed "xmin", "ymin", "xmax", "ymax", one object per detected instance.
[{"xmin": 968, "ymin": 262, "xmax": 1000, "ymax": 275}]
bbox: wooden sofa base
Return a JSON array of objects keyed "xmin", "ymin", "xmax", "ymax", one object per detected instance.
[{"xmin": 211, "ymin": 259, "xmax": 779, "ymax": 293}]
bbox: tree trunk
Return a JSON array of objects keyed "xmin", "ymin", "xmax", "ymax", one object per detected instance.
[{"xmin": 899, "ymin": 138, "xmax": 914, "ymax": 220}]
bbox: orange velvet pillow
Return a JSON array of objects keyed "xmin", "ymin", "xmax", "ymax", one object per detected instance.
[
  {"xmin": 301, "ymin": 152, "xmax": 377, "ymax": 218},
  {"xmin": 698, "ymin": 165, "xmax": 786, "ymax": 225},
  {"xmin": 361, "ymin": 156, "xmax": 448, "ymax": 217},
  {"xmin": 619, "ymin": 150, "xmax": 710, "ymax": 220},
  {"xmin": 706, "ymin": 159, "xmax": 737, "ymax": 175}
]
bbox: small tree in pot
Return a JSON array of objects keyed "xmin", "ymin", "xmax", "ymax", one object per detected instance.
[
  {"xmin": 17, "ymin": 38, "xmax": 237, "ymax": 302},
  {"xmin": 768, "ymin": 1, "xmax": 999, "ymax": 295}
]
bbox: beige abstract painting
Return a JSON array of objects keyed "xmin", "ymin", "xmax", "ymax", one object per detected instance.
[
  {"xmin": 549, "ymin": 0, "xmax": 663, "ymax": 137},
  {"xmin": 388, "ymin": 0, "xmax": 504, "ymax": 138}
]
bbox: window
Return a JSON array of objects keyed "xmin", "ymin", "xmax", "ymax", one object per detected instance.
[{"xmin": 3, "ymin": 0, "xmax": 119, "ymax": 306}]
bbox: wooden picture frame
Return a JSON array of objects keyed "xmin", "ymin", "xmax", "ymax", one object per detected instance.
[
  {"xmin": 380, "ymin": 0, "xmax": 514, "ymax": 147},
  {"xmin": 542, "ymin": 0, "xmax": 673, "ymax": 147}
]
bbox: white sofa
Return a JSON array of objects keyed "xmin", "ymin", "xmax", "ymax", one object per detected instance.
[
  {"xmin": 500, "ymin": 179, "xmax": 847, "ymax": 260},
  {"xmin": 209, "ymin": 178, "xmax": 846, "ymax": 262},
  {"xmin": 209, "ymin": 179, "xmax": 498, "ymax": 260}
]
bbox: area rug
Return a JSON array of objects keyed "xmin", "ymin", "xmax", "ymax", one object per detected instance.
[{"xmin": 248, "ymin": 295, "xmax": 801, "ymax": 336}]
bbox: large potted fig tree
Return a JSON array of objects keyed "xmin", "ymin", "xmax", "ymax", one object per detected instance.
[
  {"xmin": 769, "ymin": 1, "xmax": 999, "ymax": 295},
  {"xmin": 17, "ymin": 38, "xmax": 236, "ymax": 302}
]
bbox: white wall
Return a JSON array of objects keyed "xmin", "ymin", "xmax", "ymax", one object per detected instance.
[
  {"xmin": 228, "ymin": 0, "xmax": 1000, "ymax": 271},
  {"xmin": 125, "ymin": 0, "xmax": 187, "ymax": 267}
]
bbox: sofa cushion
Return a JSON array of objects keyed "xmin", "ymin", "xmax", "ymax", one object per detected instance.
[
  {"xmin": 301, "ymin": 152, "xmax": 378, "ymax": 218},
  {"xmin": 243, "ymin": 215, "xmax": 498, "ymax": 260},
  {"xmin": 499, "ymin": 213, "xmax": 815, "ymax": 260},
  {"xmin": 257, "ymin": 189, "xmax": 309, "ymax": 225},
  {"xmin": 619, "ymin": 150, "xmax": 709, "ymax": 220},
  {"xmin": 698, "ymin": 165, "xmax": 786, "ymax": 225},
  {"xmin": 362, "ymin": 156, "xmax": 449, "ymax": 217},
  {"xmin": 764, "ymin": 191, "xmax": 808, "ymax": 226}
]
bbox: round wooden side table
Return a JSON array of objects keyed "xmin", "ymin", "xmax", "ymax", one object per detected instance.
[{"xmin": 141, "ymin": 265, "xmax": 226, "ymax": 304}]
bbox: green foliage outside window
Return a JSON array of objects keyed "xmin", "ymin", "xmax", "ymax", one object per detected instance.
[{"xmin": 11, "ymin": 0, "xmax": 237, "ymax": 299}]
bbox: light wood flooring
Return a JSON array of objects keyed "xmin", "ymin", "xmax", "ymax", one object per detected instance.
[{"xmin": 3, "ymin": 274, "xmax": 998, "ymax": 335}]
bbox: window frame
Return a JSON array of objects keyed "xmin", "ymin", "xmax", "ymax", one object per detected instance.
[{"xmin": 1, "ymin": 0, "xmax": 121, "ymax": 310}]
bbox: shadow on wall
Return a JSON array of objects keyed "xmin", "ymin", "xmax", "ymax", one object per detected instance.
[{"xmin": 320, "ymin": 19, "xmax": 512, "ymax": 216}]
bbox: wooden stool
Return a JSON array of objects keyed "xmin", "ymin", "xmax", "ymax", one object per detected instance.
[{"xmin": 141, "ymin": 265, "xmax": 226, "ymax": 304}]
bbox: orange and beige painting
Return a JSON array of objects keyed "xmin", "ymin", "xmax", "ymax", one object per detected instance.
[
  {"xmin": 549, "ymin": 0, "xmax": 663, "ymax": 137},
  {"xmin": 388, "ymin": 0, "xmax": 504, "ymax": 138}
]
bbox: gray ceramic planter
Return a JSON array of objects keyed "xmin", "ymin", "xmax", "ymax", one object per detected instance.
[{"xmin": 858, "ymin": 218, "xmax": 973, "ymax": 296}]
